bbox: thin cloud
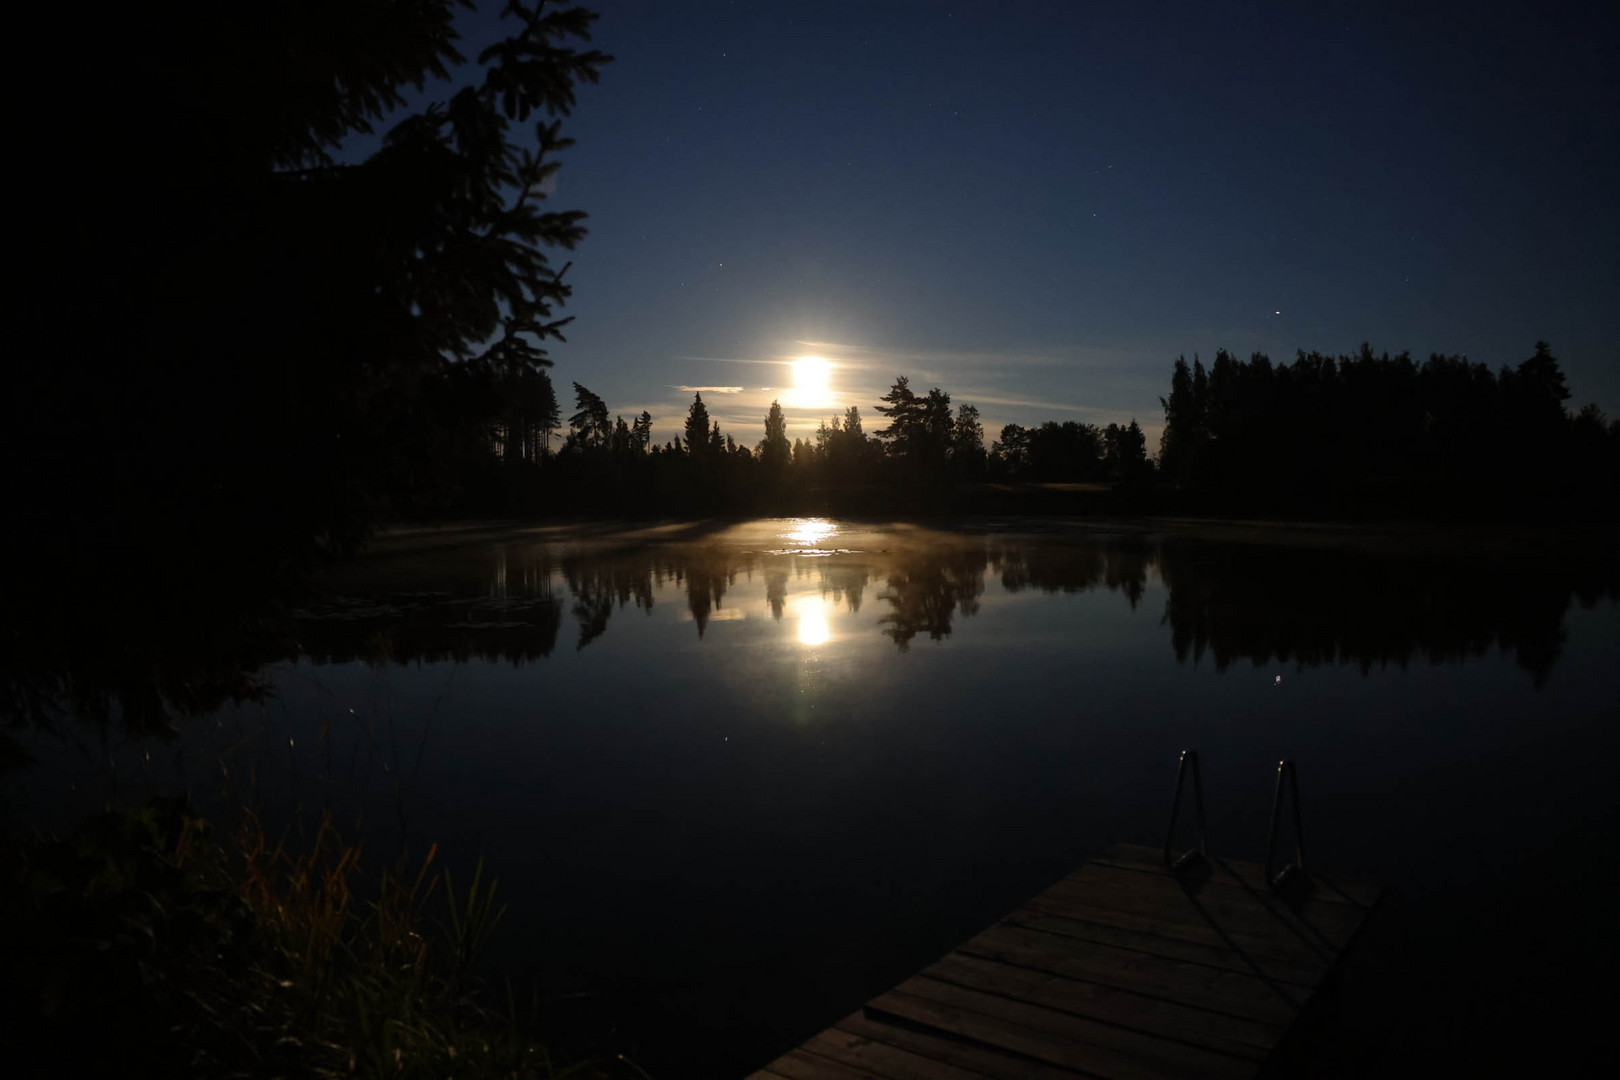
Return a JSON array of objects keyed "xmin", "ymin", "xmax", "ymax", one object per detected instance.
[
  {"xmin": 675, "ymin": 355, "xmax": 789, "ymax": 366},
  {"xmin": 792, "ymin": 340, "xmax": 1126, "ymax": 371},
  {"xmin": 959, "ymin": 394, "xmax": 1105, "ymax": 414},
  {"xmin": 672, "ymin": 385, "xmax": 745, "ymax": 394}
]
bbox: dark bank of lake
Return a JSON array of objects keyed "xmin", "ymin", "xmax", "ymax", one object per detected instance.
[{"xmin": 8, "ymin": 517, "xmax": 1619, "ymax": 1077}]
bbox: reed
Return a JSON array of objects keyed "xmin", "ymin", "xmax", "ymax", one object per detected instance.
[{"xmin": 2, "ymin": 796, "xmax": 629, "ymax": 1079}]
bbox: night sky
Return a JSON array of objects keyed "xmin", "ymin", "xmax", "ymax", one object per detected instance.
[{"xmin": 370, "ymin": 1, "xmax": 1619, "ymax": 447}]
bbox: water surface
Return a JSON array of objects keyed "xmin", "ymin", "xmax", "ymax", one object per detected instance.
[{"xmin": 12, "ymin": 518, "xmax": 1619, "ymax": 1076}]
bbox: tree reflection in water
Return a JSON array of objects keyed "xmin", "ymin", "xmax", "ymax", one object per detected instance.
[
  {"xmin": 1149, "ymin": 542, "xmax": 1594, "ymax": 687},
  {"xmin": 876, "ymin": 546, "xmax": 988, "ymax": 651},
  {"xmin": 4, "ymin": 527, "xmax": 1616, "ymax": 763}
]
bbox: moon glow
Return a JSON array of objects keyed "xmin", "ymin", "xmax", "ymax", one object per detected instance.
[{"xmin": 788, "ymin": 355, "xmax": 834, "ymax": 409}]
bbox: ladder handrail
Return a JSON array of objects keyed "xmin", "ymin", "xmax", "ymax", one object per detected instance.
[
  {"xmin": 1265, "ymin": 758, "xmax": 1307, "ymax": 888},
  {"xmin": 1162, "ymin": 748, "xmax": 1208, "ymax": 870}
]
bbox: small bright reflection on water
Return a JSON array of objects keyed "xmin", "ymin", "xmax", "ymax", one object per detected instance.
[
  {"xmin": 791, "ymin": 593, "xmax": 831, "ymax": 646},
  {"xmin": 781, "ymin": 518, "xmax": 837, "ymax": 549}
]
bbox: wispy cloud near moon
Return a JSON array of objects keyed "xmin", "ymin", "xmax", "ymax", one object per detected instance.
[
  {"xmin": 675, "ymin": 356, "xmax": 789, "ymax": 367},
  {"xmin": 962, "ymin": 394, "xmax": 1104, "ymax": 414},
  {"xmin": 647, "ymin": 337, "xmax": 1162, "ymax": 447}
]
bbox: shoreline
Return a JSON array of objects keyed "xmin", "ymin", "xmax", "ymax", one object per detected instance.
[{"xmin": 362, "ymin": 512, "xmax": 1620, "ymax": 560}]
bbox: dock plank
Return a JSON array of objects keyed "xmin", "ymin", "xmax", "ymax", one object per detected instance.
[
  {"xmin": 746, "ymin": 847, "xmax": 1382, "ymax": 1079},
  {"xmin": 1063, "ymin": 861, "xmax": 1366, "ymax": 934},
  {"xmin": 869, "ymin": 985, "xmax": 1253, "ymax": 1080},
  {"xmin": 1045, "ymin": 869, "xmax": 1360, "ymax": 950},
  {"xmin": 955, "ymin": 923, "xmax": 1304, "ymax": 1023},
  {"xmin": 1019, "ymin": 890, "xmax": 1330, "ymax": 970},
  {"xmin": 922, "ymin": 953, "xmax": 1283, "ymax": 1058},
  {"xmin": 764, "ymin": 1049, "xmax": 881, "ymax": 1080},
  {"xmin": 831, "ymin": 1011, "xmax": 1086, "ymax": 1080},
  {"xmin": 1099, "ymin": 844, "xmax": 1383, "ymax": 908},
  {"xmin": 999, "ymin": 907, "xmax": 1325, "ymax": 986},
  {"xmin": 893, "ymin": 975, "xmax": 1261, "ymax": 1078},
  {"xmin": 1079, "ymin": 860, "xmax": 1377, "ymax": 933},
  {"xmin": 798, "ymin": 1028, "xmax": 989, "ymax": 1080}
]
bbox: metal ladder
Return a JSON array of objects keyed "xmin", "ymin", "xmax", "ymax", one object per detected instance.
[
  {"xmin": 1163, "ymin": 750, "xmax": 1308, "ymax": 892},
  {"xmin": 1265, "ymin": 758, "xmax": 1307, "ymax": 891}
]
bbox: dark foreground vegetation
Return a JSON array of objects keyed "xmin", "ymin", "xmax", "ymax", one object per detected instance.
[
  {"xmin": 11, "ymin": 0, "xmax": 612, "ymax": 618},
  {"xmin": 2, "ymin": 797, "xmax": 622, "ymax": 1078},
  {"xmin": 6, "ymin": 2, "xmax": 624, "ymax": 1075}
]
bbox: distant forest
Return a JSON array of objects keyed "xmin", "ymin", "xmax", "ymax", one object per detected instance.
[
  {"xmin": 1156, "ymin": 342, "xmax": 1619, "ymax": 516},
  {"xmin": 458, "ymin": 372, "xmax": 1153, "ymax": 514},
  {"xmin": 440, "ymin": 339, "xmax": 1618, "ymax": 521}
]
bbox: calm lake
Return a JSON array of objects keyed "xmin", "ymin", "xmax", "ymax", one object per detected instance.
[{"xmin": 11, "ymin": 518, "xmax": 1620, "ymax": 1076}]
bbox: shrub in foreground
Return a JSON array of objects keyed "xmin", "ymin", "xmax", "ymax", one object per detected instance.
[{"xmin": 1, "ymin": 798, "xmax": 621, "ymax": 1078}]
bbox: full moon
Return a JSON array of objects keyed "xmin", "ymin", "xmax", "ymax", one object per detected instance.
[
  {"xmin": 794, "ymin": 355, "xmax": 831, "ymax": 395},
  {"xmin": 788, "ymin": 355, "xmax": 834, "ymax": 409}
]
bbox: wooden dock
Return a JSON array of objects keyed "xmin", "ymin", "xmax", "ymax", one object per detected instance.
[{"xmin": 746, "ymin": 843, "xmax": 1381, "ymax": 1080}]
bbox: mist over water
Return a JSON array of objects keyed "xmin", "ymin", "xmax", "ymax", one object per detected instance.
[{"xmin": 10, "ymin": 519, "xmax": 1619, "ymax": 1076}]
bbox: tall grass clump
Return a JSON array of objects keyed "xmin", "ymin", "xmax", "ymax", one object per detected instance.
[{"xmin": 1, "ymin": 797, "xmax": 618, "ymax": 1078}]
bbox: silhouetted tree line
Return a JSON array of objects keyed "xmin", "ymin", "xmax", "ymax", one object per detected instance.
[
  {"xmin": 507, "ymin": 377, "xmax": 1153, "ymax": 514},
  {"xmin": 1156, "ymin": 342, "xmax": 1620, "ymax": 516},
  {"xmin": 991, "ymin": 419, "xmax": 1151, "ymax": 486},
  {"xmin": 11, "ymin": 2, "xmax": 610, "ymax": 616},
  {"xmin": 400, "ymin": 340, "xmax": 1617, "ymax": 522}
]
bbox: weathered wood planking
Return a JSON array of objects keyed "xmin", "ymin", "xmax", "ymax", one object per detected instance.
[{"xmin": 745, "ymin": 843, "xmax": 1381, "ymax": 1080}]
